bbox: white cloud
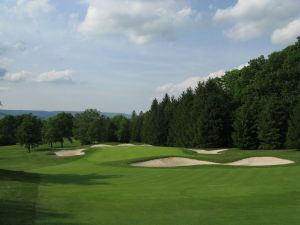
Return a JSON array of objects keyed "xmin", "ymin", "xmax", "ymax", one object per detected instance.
[
  {"xmin": 16, "ymin": 0, "xmax": 53, "ymax": 16},
  {"xmin": 156, "ymin": 70, "xmax": 225, "ymax": 97},
  {"xmin": 78, "ymin": 0, "xmax": 201, "ymax": 44},
  {"xmin": 35, "ymin": 69, "xmax": 73, "ymax": 83},
  {"xmin": 1, "ymin": 69, "xmax": 74, "ymax": 83},
  {"xmin": 2, "ymin": 71, "xmax": 31, "ymax": 82},
  {"xmin": 214, "ymin": 0, "xmax": 300, "ymax": 42},
  {"xmin": 271, "ymin": 18, "xmax": 300, "ymax": 44},
  {"xmin": 156, "ymin": 64, "xmax": 248, "ymax": 97}
]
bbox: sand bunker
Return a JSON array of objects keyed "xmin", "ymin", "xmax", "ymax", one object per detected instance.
[
  {"xmin": 131, "ymin": 156, "xmax": 294, "ymax": 168},
  {"xmin": 226, "ymin": 157, "xmax": 294, "ymax": 166},
  {"xmin": 118, "ymin": 144, "xmax": 136, "ymax": 146},
  {"xmin": 189, "ymin": 149, "xmax": 228, "ymax": 154},
  {"xmin": 91, "ymin": 144, "xmax": 113, "ymax": 148},
  {"xmin": 55, "ymin": 149, "xmax": 86, "ymax": 157},
  {"xmin": 132, "ymin": 157, "xmax": 218, "ymax": 167},
  {"xmin": 91, "ymin": 143, "xmax": 152, "ymax": 148}
]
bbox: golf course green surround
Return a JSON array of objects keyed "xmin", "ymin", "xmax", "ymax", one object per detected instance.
[{"xmin": 1, "ymin": 145, "xmax": 300, "ymax": 225}]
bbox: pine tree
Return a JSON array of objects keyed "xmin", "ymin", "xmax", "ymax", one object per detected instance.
[
  {"xmin": 130, "ymin": 111, "xmax": 143, "ymax": 142},
  {"xmin": 168, "ymin": 89, "xmax": 194, "ymax": 147},
  {"xmin": 286, "ymin": 100, "xmax": 300, "ymax": 149},
  {"xmin": 258, "ymin": 98, "xmax": 288, "ymax": 149},
  {"xmin": 232, "ymin": 102, "xmax": 259, "ymax": 149},
  {"xmin": 193, "ymin": 79, "xmax": 232, "ymax": 148}
]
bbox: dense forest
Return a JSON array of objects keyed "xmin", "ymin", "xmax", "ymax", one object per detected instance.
[
  {"xmin": 136, "ymin": 37, "xmax": 300, "ymax": 150},
  {"xmin": 0, "ymin": 38, "xmax": 300, "ymax": 151}
]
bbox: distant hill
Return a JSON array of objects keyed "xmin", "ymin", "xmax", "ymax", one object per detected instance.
[{"xmin": 0, "ymin": 109, "xmax": 130, "ymax": 119}]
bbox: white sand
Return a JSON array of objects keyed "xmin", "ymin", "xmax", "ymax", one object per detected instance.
[
  {"xmin": 189, "ymin": 149, "xmax": 228, "ymax": 154},
  {"xmin": 91, "ymin": 144, "xmax": 113, "ymax": 148},
  {"xmin": 91, "ymin": 143, "xmax": 152, "ymax": 148},
  {"xmin": 55, "ymin": 149, "xmax": 86, "ymax": 157},
  {"xmin": 131, "ymin": 156, "xmax": 294, "ymax": 168},
  {"xmin": 132, "ymin": 157, "xmax": 218, "ymax": 167},
  {"xmin": 226, "ymin": 157, "xmax": 294, "ymax": 166},
  {"xmin": 118, "ymin": 143, "xmax": 136, "ymax": 146}
]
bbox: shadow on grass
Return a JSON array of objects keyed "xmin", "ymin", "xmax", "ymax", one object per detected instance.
[
  {"xmin": 1, "ymin": 169, "xmax": 118, "ymax": 225},
  {"xmin": 0, "ymin": 169, "xmax": 40, "ymax": 183},
  {"xmin": 41, "ymin": 173, "xmax": 122, "ymax": 185},
  {"xmin": 0, "ymin": 169, "xmax": 122, "ymax": 186},
  {"xmin": 0, "ymin": 199, "xmax": 86, "ymax": 225}
]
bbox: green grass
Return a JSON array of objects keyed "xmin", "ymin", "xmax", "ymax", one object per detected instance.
[{"xmin": 1, "ymin": 145, "xmax": 300, "ymax": 225}]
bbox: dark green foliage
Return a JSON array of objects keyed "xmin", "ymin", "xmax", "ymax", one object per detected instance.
[
  {"xmin": 141, "ymin": 99, "xmax": 161, "ymax": 145},
  {"xmin": 130, "ymin": 111, "xmax": 144, "ymax": 142},
  {"xmin": 112, "ymin": 115, "xmax": 131, "ymax": 143},
  {"xmin": 136, "ymin": 37, "xmax": 300, "ymax": 149},
  {"xmin": 193, "ymin": 79, "xmax": 232, "ymax": 148},
  {"xmin": 42, "ymin": 117, "xmax": 57, "ymax": 148},
  {"xmin": 73, "ymin": 109, "xmax": 105, "ymax": 145},
  {"xmin": 168, "ymin": 89, "xmax": 194, "ymax": 147},
  {"xmin": 53, "ymin": 112, "xmax": 73, "ymax": 147},
  {"xmin": 16, "ymin": 114, "xmax": 42, "ymax": 152},
  {"xmin": 258, "ymin": 98, "xmax": 288, "ymax": 149},
  {"xmin": 286, "ymin": 100, "xmax": 300, "ymax": 149},
  {"xmin": 142, "ymin": 96, "xmax": 173, "ymax": 146},
  {"xmin": 0, "ymin": 116, "xmax": 17, "ymax": 145},
  {"xmin": 232, "ymin": 102, "xmax": 259, "ymax": 149},
  {"xmin": 42, "ymin": 113, "xmax": 73, "ymax": 147}
]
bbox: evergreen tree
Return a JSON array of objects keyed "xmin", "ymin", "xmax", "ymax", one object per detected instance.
[
  {"xmin": 258, "ymin": 98, "xmax": 288, "ymax": 149},
  {"xmin": 168, "ymin": 89, "xmax": 194, "ymax": 147},
  {"xmin": 141, "ymin": 99, "xmax": 162, "ymax": 145},
  {"xmin": 193, "ymin": 79, "xmax": 232, "ymax": 147},
  {"xmin": 286, "ymin": 100, "xmax": 300, "ymax": 149},
  {"xmin": 130, "ymin": 111, "xmax": 144, "ymax": 142},
  {"xmin": 232, "ymin": 102, "xmax": 259, "ymax": 149}
]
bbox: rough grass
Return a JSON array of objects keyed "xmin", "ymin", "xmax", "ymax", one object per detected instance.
[{"xmin": 0, "ymin": 145, "xmax": 300, "ymax": 225}]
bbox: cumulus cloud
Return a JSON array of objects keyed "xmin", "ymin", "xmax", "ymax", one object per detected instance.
[
  {"xmin": 214, "ymin": 0, "xmax": 300, "ymax": 42},
  {"xmin": 35, "ymin": 69, "xmax": 73, "ymax": 83},
  {"xmin": 0, "ymin": 69, "xmax": 73, "ymax": 83},
  {"xmin": 156, "ymin": 70, "xmax": 225, "ymax": 97},
  {"xmin": 271, "ymin": 18, "xmax": 300, "ymax": 44},
  {"xmin": 156, "ymin": 64, "xmax": 248, "ymax": 97},
  {"xmin": 2, "ymin": 71, "xmax": 31, "ymax": 82},
  {"xmin": 78, "ymin": 0, "xmax": 201, "ymax": 44}
]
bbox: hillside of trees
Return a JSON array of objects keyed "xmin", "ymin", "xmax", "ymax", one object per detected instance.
[
  {"xmin": 0, "ymin": 38, "xmax": 299, "ymax": 151},
  {"xmin": 136, "ymin": 38, "xmax": 300, "ymax": 149}
]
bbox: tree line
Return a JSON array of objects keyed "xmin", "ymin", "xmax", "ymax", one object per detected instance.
[
  {"xmin": 132, "ymin": 37, "xmax": 300, "ymax": 150},
  {"xmin": 0, "ymin": 110, "xmax": 131, "ymax": 152},
  {"xmin": 0, "ymin": 38, "xmax": 299, "ymax": 151}
]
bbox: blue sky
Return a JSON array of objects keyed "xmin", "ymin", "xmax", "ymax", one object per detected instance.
[{"xmin": 0, "ymin": 0, "xmax": 300, "ymax": 113}]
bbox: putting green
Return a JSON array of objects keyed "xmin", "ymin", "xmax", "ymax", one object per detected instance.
[{"xmin": 1, "ymin": 145, "xmax": 300, "ymax": 225}]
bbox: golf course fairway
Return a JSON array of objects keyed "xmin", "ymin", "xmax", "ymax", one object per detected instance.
[{"xmin": 1, "ymin": 145, "xmax": 300, "ymax": 225}]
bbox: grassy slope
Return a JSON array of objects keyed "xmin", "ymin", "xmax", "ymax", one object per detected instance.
[{"xmin": 1, "ymin": 145, "xmax": 300, "ymax": 225}]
